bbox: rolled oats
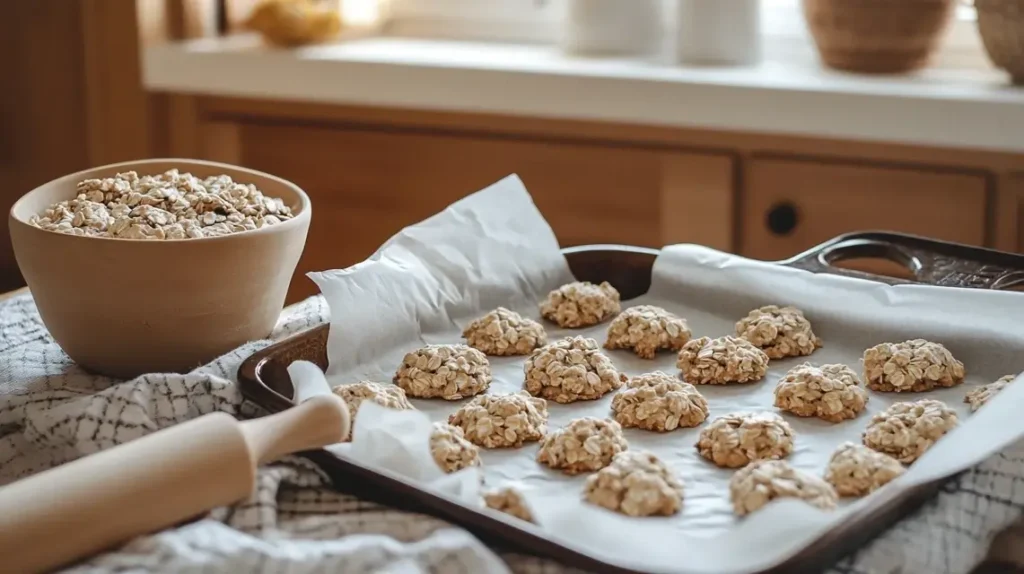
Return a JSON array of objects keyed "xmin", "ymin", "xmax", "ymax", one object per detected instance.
[
  {"xmin": 773, "ymin": 363, "xmax": 868, "ymax": 423},
  {"xmin": 394, "ymin": 344, "xmax": 492, "ymax": 400},
  {"xmin": 331, "ymin": 381, "xmax": 415, "ymax": 441},
  {"xmin": 583, "ymin": 451, "xmax": 684, "ymax": 517},
  {"xmin": 696, "ymin": 412, "xmax": 795, "ymax": 468},
  {"xmin": 29, "ymin": 170, "xmax": 294, "ymax": 240},
  {"xmin": 965, "ymin": 374, "xmax": 1017, "ymax": 413},
  {"xmin": 524, "ymin": 337, "xmax": 626, "ymax": 404},
  {"xmin": 735, "ymin": 305, "xmax": 821, "ymax": 359},
  {"xmin": 824, "ymin": 442, "xmax": 905, "ymax": 497},
  {"xmin": 611, "ymin": 371, "xmax": 708, "ymax": 432},
  {"xmin": 540, "ymin": 281, "xmax": 620, "ymax": 328},
  {"xmin": 862, "ymin": 339, "xmax": 965, "ymax": 393},
  {"xmin": 537, "ymin": 417, "xmax": 628, "ymax": 475},
  {"xmin": 430, "ymin": 422, "xmax": 482, "ymax": 473},
  {"xmin": 462, "ymin": 307, "xmax": 547, "ymax": 356},
  {"xmin": 448, "ymin": 392, "xmax": 548, "ymax": 448},
  {"xmin": 862, "ymin": 399, "xmax": 958, "ymax": 464},
  {"xmin": 676, "ymin": 336, "xmax": 769, "ymax": 385},
  {"xmin": 730, "ymin": 460, "xmax": 837, "ymax": 517},
  {"xmin": 483, "ymin": 486, "xmax": 534, "ymax": 523},
  {"xmin": 604, "ymin": 305, "xmax": 692, "ymax": 359}
]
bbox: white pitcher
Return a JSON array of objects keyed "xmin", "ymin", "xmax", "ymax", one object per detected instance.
[
  {"xmin": 677, "ymin": 0, "xmax": 762, "ymax": 66},
  {"xmin": 561, "ymin": 0, "xmax": 664, "ymax": 56}
]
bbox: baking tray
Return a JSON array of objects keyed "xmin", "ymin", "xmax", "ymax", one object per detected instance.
[{"xmin": 237, "ymin": 231, "xmax": 1024, "ymax": 574}]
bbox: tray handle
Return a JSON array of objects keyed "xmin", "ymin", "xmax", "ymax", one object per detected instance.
[{"xmin": 781, "ymin": 231, "xmax": 1024, "ymax": 290}]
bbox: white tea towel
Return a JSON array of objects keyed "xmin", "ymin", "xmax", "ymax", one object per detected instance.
[{"xmin": 1, "ymin": 292, "xmax": 1022, "ymax": 574}]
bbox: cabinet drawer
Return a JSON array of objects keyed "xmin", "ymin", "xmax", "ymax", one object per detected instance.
[
  {"xmin": 232, "ymin": 123, "xmax": 733, "ymax": 303},
  {"xmin": 740, "ymin": 159, "xmax": 988, "ymax": 268}
]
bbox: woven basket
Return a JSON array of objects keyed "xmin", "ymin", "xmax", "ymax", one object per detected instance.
[
  {"xmin": 802, "ymin": 0, "xmax": 956, "ymax": 74},
  {"xmin": 976, "ymin": 0, "xmax": 1024, "ymax": 85}
]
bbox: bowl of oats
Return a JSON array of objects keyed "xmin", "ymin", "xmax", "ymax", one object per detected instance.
[{"xmin": 8, "ymin": 158, "xmax": 311, "ymax": 379}]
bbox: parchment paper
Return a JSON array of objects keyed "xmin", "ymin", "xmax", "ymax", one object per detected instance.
[{"xmin": 308, "ymin": 174, "xmax": 1024, "ymax": 574}]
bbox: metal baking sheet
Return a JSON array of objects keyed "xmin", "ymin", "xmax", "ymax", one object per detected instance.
[{"xmin": 239, "ymin": 175, "xmax": 1024, "ymax": 574}]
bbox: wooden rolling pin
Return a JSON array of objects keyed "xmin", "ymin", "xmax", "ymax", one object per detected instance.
[{"xmin": 0, "ymin": 394, "xmax": 350, "ymax": 573}]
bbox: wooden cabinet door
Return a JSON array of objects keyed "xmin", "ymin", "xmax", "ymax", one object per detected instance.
[
  {"xmin": 740, "ymin": 158, "xmax": 988, "ymax": 277},
  {"xmin": 228, "ymin": 123, "xmax": 734, "ymax": 303},
  {"xmin": 994, "ymin": 172, "xmax": 1024, "ymax": 253}
]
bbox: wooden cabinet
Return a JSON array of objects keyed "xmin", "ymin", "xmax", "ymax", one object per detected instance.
[
  {"xmin": 739, "ymin": 158, "xmax": 989, "ymax": 263},
  {"xmin": 225, "ymin": 123, "xmax": 735, "ymax": 302},
  {"xmin": 995, "ymin": 173, "xmax": 1024, "ymax": 253},
  {"xmin": 161, "ymin": 98, "xmax": 1023, "ymax": 303}
]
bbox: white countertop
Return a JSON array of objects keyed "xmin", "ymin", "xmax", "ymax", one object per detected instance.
[{"xmin": 143, "ymin": 34, "xmax": 1024, "ymax": 153}]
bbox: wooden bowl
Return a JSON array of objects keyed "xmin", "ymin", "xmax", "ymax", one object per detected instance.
[
  {"xmin": 802, "ymin": 0, "xmax": 955, "ymax": 74},
  {"xmin": 976, "ymin": 0, "xmax": 1024, "ymax": 85},
  {"xmin": 8, "ymin": 159, "xmax": 312, "ymax": 379}
]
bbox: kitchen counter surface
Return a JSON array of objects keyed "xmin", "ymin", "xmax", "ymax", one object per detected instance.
[{"xmin": 144, "ymin": 34, "xmax": 1024, "ymax": 153}]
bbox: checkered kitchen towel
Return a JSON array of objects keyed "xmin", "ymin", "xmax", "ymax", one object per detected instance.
[{"xmin": 2, "ymin": 291, "xmax": 1024, "ymax": 574}]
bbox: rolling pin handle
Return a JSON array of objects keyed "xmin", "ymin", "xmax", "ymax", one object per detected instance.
[{"xmin": 241, "ymin": 394, "xmax": 350, "ymax": 466}]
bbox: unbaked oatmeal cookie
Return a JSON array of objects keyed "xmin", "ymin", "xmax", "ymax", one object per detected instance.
[
  {"xmin": 430, "ymin": 422, "xmax": 482, "ymax": 474},
  {"xmin": 824, "ymin": 442, "xmax": 905, "ymax": 497},
  {"xmin": 862, "ymin": 399, "xmax": 958, "ymax": 464},
  {"xmin": 524, "ymin": 336, "xmax": 626, "ymax": 403},
  {"xmin": 583, "ymin": 451, "xmax": 684, "ymax": 517},
  {"xmin": 483, "ymin": 486, "xmax": 534, "ymax": 523},
  {"xmin": 332, "ymin": 382, "xmax": 414, "ymax": 441},
  {"xmin": 735, "ymin": 305, "xmax": 822, "ymax": 359},
  {"xmin": 394, "ymin": 344, "xmax": 492, "ymax": 400},
  {"xmin": 463, "ymin": 307, "xmax": 547, "ymax": 356},
  {"xmin": 611, "ymin": 371, "xmax": 709, "ymax": 432},
  {"xmin": 965, "ymin": 374, "xmax": 1017, "ymax": 413},
  {"xmin": 604, "ymin": 305, "xmax": 691, "ymax": 359},
  {"xmin": 540, "ymin": 281, "xmax": 620, "ymax": 328},
  {"xmin": 677, "ymin": 336, "xmax": 769, "ymax": 385},
  {"xmin": 773, "ymin": 363, "xmax": 868, "ymax": 423},
  {"xmin": 862, "ymin": 339, "xmax": 965, "ymax": 393},
  {"xmin": 448, "ymin": 392, "xmax": 548, "ymax": 448},
  {"xmin": 696, "ymin": 412, "xmax": 795, "ymax": 468},
  {"xmin": 730, "ymin": 460, "xmax": 837, "ymax": 517},
  {"xmin": 537, "ymin": 417, "xmax": 628, "ymax": 475}
]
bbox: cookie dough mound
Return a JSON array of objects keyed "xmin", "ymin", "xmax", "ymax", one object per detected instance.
[
  {"xmin": 463, "ymin": 307, "xmax": 547, "ymax": 356},
  {"xmin": 730, "ymin": 460, "xmax": 837, "ymax": 517},
  {"xmin": 736, "ymin": 305, "xmax": 822, "ymax": 359},
  {"xmin": 448, "ymin": 392, "xmax": 548, "ymax": 448},
  {"xmin": 604, "ymin": 305, "xmax": 692, "ymax": 359},
  {"xmin": 430, "ymin": 422, "xmax": 482, "ymax": 474},
  {"xmin": 483, "ymin": 486, "xmax": 534, "ymax": 523},
  {"xmin": 825, "ymin": 442, "xmax": 905, "ymax": 497},
  {"xmin": 537, "ymin": 417, "xmax": 628, "ymax": 475},
  {"xmin": 612, "ymin": 371, "xmax": 709, "ymax": 431},
  {"xmin": 394, "ymin": 344, "xmax": 492, "ymax": 400},
  {"xmin": 332, "ymin": 382, "xmax": 414, "ymax": 441},
  {"xmin": 965, "ymin": 374, "xmax": 1016, "ymax": 413},
  {"xmin": 773, "ymin": 363, "xmax": 868, "ymax": 423},
  {"xmin": 862, "ymin": 399, "xmax": 958, "ymax": 464},
  {"xmin": 540, "ymin": 281, "xmax": 621, "ymax": 328},
  {"xmin": 697, "ymin": 412, "xmax": 795, "ymax": 468},
  {"xmin": 524, "ymin": 336, "xmax": 626, "ymax": 403},
  {"xmin": 583, "ymin": 451, "xmax": 684, "ymax": 517},
  {"xmin": 677, "ymin": 336, "xmax": 769, "ymax": 385},
  {"xmin": 862, "ymin": 339, "xmax": 965, "ymax": 393}
]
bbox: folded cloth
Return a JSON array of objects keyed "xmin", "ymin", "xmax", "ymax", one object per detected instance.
[{"xmin": 1, "ymin": 292, "xmax": 1022, "ymax": 574}]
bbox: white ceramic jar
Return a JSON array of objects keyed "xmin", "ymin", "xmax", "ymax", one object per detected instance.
[
  {"xmin": 676, "ymin": 0, "xmax": 762, "ymax": 66},
  {"xmin": 561, "ymin": 0, "xmax": 664, "ymax": 56}
]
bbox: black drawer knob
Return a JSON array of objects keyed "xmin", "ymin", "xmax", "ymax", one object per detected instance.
[{"xmin": 766, "ymin": 202, "xmax": 799, "ymax": 236}]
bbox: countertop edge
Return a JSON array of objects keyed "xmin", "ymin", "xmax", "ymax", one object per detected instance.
[{"xmin": 142, "ymin": 37, "xmax": 1024, "ymax": 154}]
